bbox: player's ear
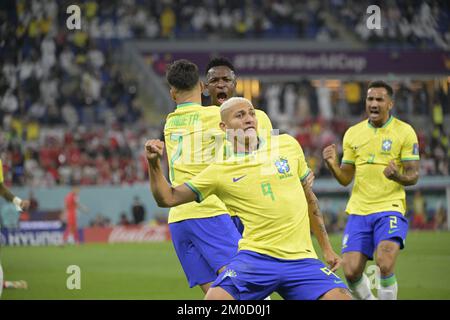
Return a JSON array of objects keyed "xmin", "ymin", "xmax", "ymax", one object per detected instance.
[
  {"xmin": 169, "ymin": 87, "xmax": 177, "ymax": 102},
  {"xmin": 232, "ymin": 77, "xmax": 237, "ymax": 89},
  {"xmin": 230, "ymin": 71, "xmax": 237, "ymax": 88},
  {"xmin": 388, "ymin": 98, "xmax": 394, "ymax": 111},
  {"xmin": 219, "ymin": 121, "xmax": 227, "ymax": 132},
  {"xmin": 199, "ymin": 81, "xmax": 205, "ymax": 92}
]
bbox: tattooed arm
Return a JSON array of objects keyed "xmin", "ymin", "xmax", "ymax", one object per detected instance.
[
  {"xmin": 383, "ymin": 160, "xmax": 419, "ymax": 186},
  {"xmin": 302, "ymin": 177, "xmax": 342, "ymax": 272}
]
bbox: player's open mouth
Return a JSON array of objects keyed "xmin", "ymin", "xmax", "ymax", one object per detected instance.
[
  {"xmin": 217, "ymin": 92, "xmax": 227, "ymax": 104},
  {"xmin": 244, "ymin": 126, "xmax": 256, "ymax": 132}
]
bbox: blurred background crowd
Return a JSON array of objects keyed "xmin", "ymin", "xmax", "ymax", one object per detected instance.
[{"xmin": 0, "ymin": 0, "xmax": 448, "ymax": 229}]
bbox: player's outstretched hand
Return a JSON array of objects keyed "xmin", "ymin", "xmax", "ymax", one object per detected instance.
[
  {"xmin": 322, "ymin": 144, "xmax": 337, "ymax": 166},
  {"xmin": 145, "ymin": 139, "xmax": 165, "ymax": 163},
  {"xmin": 323, "ymin": 248, "xmax": 342, "ymax": 272},
  {"xmin": 383, "ymin": 160, "xmax": 399, "ymax": 180}
]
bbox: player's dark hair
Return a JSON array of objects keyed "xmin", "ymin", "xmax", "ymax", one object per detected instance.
[
  {"xmin": 205, "ymin": 56, "xmax": 235, "ymax": 75},
  {"xmin": 368, "ymin": 81, "xmax": 394, "ymax": 98},
  {"xmin": 166, "ymin": 59, "xmax": 199, "ymax": 91}
]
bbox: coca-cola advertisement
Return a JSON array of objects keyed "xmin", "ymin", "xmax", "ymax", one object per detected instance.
[{"xmin": 83, "ymin": 225, "xmax": 170, "ymax": 243}]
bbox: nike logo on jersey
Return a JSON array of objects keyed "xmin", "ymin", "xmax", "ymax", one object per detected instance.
[
  {"xmin": 233, "ymin": 175, "xmax": 246, "ymax": 182},
  {"xmin": 388, "ymin": 229, "xmax": 399, "ymax": 234}
]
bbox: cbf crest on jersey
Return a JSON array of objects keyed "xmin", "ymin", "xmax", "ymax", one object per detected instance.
[
  {"xmin": 274, "ymin": 157, "xmax": 293, "ymax": 179},
  {"xmin": 381, "ymin": 139, "xmax": 393, "ymax": 153}
]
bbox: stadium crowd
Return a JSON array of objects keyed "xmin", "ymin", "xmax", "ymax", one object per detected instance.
[
  {"xmin": 0, "ymin": 0, "xmax": 153, "ymax": 186},
  {"xmin": 1, "ymin": 0, "xmax": 449, "ymax": 188},
  {"xmin": 2, "ymin": 0, "xmax": 447, "ymax": 47},
  {"xmin": 333, "ymin": 0, "xmax": 450, "ymax": 50},
  {"xmin": 17, "ymin": 0, "xmax": 445, "ymax": 49}
]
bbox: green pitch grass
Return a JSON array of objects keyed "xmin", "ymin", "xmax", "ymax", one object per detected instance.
[{"xmin": 1, "ymin": 231, "xmax": 450, "ymax": 300}]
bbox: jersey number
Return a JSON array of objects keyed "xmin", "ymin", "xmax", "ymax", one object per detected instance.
[
  {"xmin": 261, "ymin": 182, "xmax": 275, "ymax": 201},
  {"xmin": 320, "ymin": 267, "xmax": 339, "ymax": 279},
  {"xmin": 169, "ymin": 133, "xmax": 183, "ymax": 182},
  {"xmin": 389, "ymin": 216, "xmax": 398, "ymax": 229}
]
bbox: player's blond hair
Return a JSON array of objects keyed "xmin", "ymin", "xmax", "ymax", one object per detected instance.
[{"xmin": 220, "ymin": 97, "xmax": 254, "ymax": 117}]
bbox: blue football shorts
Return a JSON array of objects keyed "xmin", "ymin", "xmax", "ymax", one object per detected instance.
[
  {"xmin": 342, "ymin": 211, "xmax": 408, "ymax": 260},
  {"xmin": 212, "ymin": 250, "xmax": 348, "ymax": 300},
  {"xmin": 169, "ymin": 214, "xmax": 241, "ymax": 287}
]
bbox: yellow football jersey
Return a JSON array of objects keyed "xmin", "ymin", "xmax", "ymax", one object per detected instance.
[
  {"xmin": 342, "ymin": 116, "xmax": 420, "ymax": 215},
  {"xmin": 164, "ymin": 103, "xmax": 273, "ymax": 223},
  {"xmin": 186, "ymin": 134, "xmax": 317, "ymax": 260},
  {"xmin": 0, "ymin": 159, "xmax": 4, "ymax": 183}
]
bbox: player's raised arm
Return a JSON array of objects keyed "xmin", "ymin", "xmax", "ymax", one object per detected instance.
[
  {"xmin": 322, "ymin": 144, "xmax": 355, "ymax": 186},
  {"xmin": 301, "ymin": 174, "xmax": 342, "ymax": 272},
  {"xmin": 145, "ymin": 139, "xmax": 197, "ymax": 207}
]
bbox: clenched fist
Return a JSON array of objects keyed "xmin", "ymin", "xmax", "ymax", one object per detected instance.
[
  {"xmin": 383, "ymin": 160, "xmax": 399, "ymax": 180},
  {"xmin": 145, "ymin": 139, "xmax": 165, "ymax": 163},
  {"xmin": 323, "ymin": 144, "xmax": 338, "ymax": 166},
  {"xmin": 20, "ymin": 199, "xmax": 30, "ymax": 211}
]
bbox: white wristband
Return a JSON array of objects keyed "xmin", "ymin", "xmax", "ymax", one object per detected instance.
[{"xmin": 13, "ymin": 197, "xmax": 23, "ymax": 211}]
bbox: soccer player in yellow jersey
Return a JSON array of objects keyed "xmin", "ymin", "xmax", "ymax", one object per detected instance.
[
  {"xmin": 204, "ymin": 57, "xmax": 273, "ymax": 135},
  {"xmin": 0, "ymin": 159, "xmax": 30, "ymax": 297},
  {"xmin": 323, "ymin": 81, "xmax": 420, "ymax": 300},
  {"xmin": 164, "ymin": 60, "xmax": 273, "ymax": 294},
  {"xmin": 146, "ymin": 97, "xmax": 350, "ymax": 300},
  {"xmin": 204, "ymin": 56, "xmax": 273, "ymax": 233}
]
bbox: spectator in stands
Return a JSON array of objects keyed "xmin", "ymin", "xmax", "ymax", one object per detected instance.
[
  {"xmin": 412, "ymin": 190, "xmax": 427, "ymax": 229},
  {"xmin": 131, "ymin": 196, "xmax": 146, "ymax": 225},
  {"xmin": 317, "ymin": 80, "xmax": 333, "ymax": 121},
  {"xmin": 26, "ymin": 190, "xmax": 39, "ymax": 220},
  {"xmin": 434, "ymin": 203, "xmax": 447, "ymax": 230},
  {"xmin": 89, "ymin": 213, "xmax": 111, "ymax": 227},
  {"xmin": 160, "ymin": 5, "xmax": 176, "ymax": 38},
  {"xmin": 118, "ymin": 212, "xmax": 131, "ymax": 226}
]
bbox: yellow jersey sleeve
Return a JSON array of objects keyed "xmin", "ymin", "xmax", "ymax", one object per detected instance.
[
  {"xmin": 342, "ymin": 128, "xmax": 356, "ymax": 165},
  {"xmin": 401, "ymin": 125, "xmax": 420, "ymax": 161},
  {"xmin": 0, "ymin": 159, "xmax": 3, "ymax": 183},
  {"xmin": 185, "ymin": 164, "xmax": 220, "ymax": 203},
  {"xmin": 289, "ymin": 137, "xmax": 311, "ymax": 181},
  {"xmin": 298, "ymin": 145, "xmax": 311, "ymax": 181}
]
